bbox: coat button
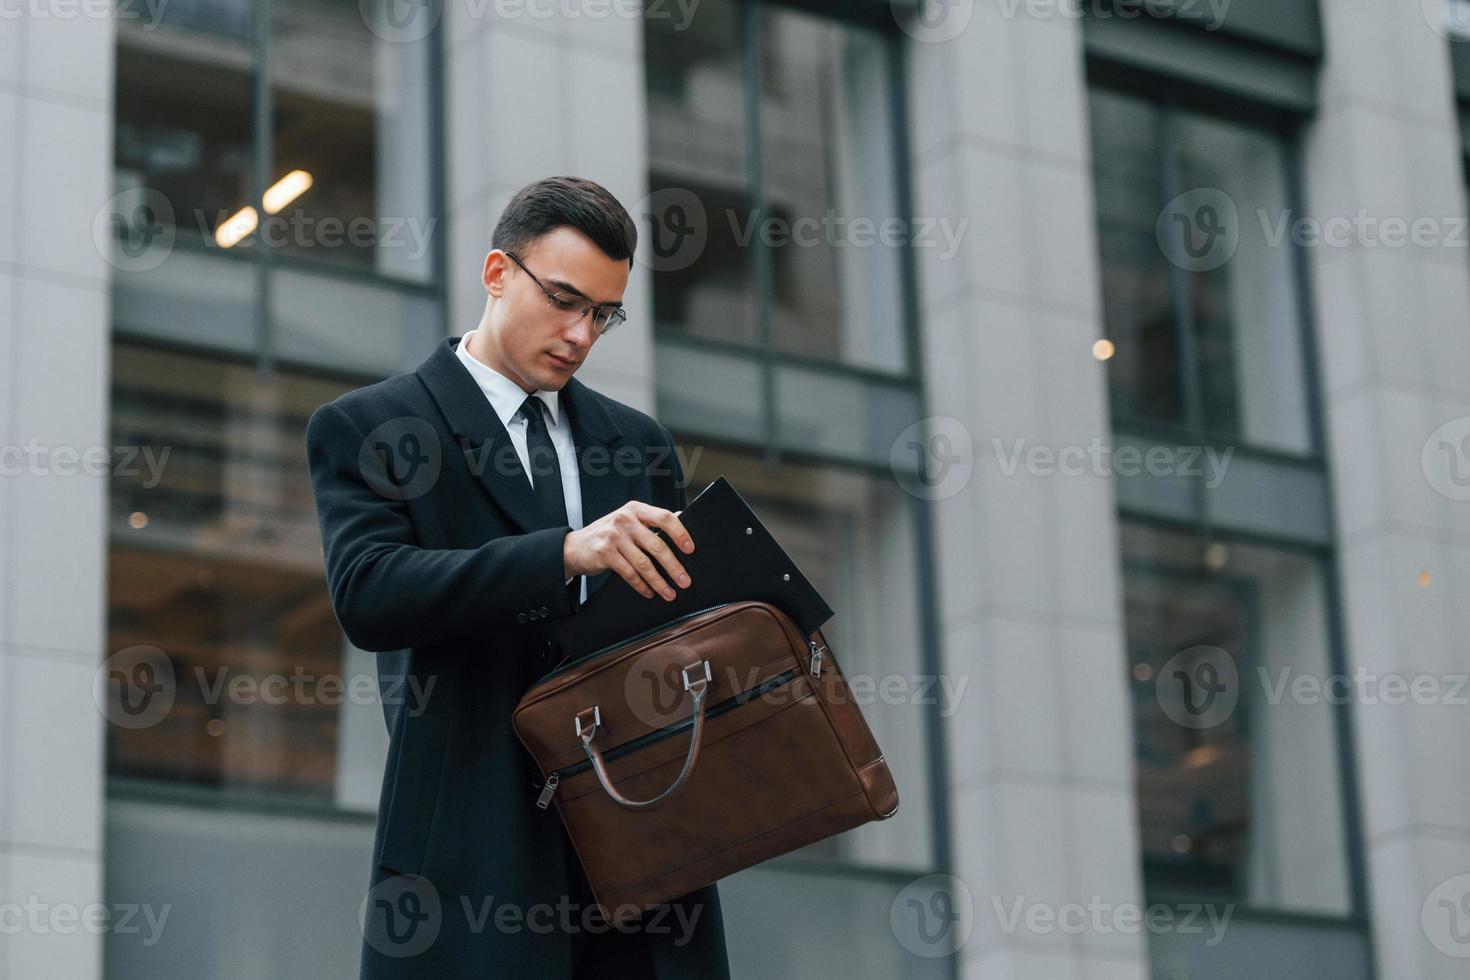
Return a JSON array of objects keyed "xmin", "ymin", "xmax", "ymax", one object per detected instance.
[
  {"xmin": 538, "ymin": 605, "xmax": 548, "ymax": 617},
  {"xmin": 517, "ymin": 612, "xmax": 528, "ymax": 623}
]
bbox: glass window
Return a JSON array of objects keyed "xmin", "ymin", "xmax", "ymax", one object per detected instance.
[
  {"xmin": 106, "ymin": 344, "xmax": 359, "ymax": 802},
  {"xmin": 271, "ymin": 0, "xmax": 435, "ymax": 281},
  {"xmin": 111, "ymin": 0, "xmax": 441, "ymax": 372},
  {"xmin": 679, "ymin": 444, "xmax": 934, "ymax": 870},
  {"xmin": 1088, "ymin": 89, "xmax": 1315, "ymax": 455},
  {"xmin": 759, "ymin": 7, "xmax": 904, "ymax": 371},
  {"xmin": 1090, "ymin": 91, "xmax": 1179, "ymax": 425},
  {"xmin": 644, "ymin": 0, "xmax": 907, "ymax": 374},
  {"xmin": 114, "ymin": 0, "xmax": 254, "ymax": 251},
  {"xmin": 1122, "ymin": 522, "xmax": 1351, "ymax": 915}
]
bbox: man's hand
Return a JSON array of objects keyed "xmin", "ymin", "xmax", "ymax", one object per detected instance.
[{"xmin": 563, "ymin": 501, "xmax": 695, "ymax": 601}]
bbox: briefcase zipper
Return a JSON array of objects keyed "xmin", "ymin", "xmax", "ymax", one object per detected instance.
[
  {"xmin": 808, "ymin": 639, "xmax": 826, "ymax": 678},
  {"xmin": 534, "ymin": 665, "xmax": 803, "ymax": 809},
  {"xmin": 536, "ymin": 772, "xmax": 559, "ymax": 808},
  {"xmin": 538, "ymin": 605, "xmax": 728, "ymax": 682}
]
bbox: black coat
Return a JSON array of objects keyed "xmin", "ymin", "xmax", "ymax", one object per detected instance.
[{"xmin": 304, "ymin": 336, "xmax": 729, "ymax": 978}]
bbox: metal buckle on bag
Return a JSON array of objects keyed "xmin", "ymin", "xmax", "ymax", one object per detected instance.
[
  {"xmin": 574, "ymin": 705, "xmax": 601, "ymax": 739},
  {"xmin": 680, "ymin": 660, "xmax": 712, "ymax": 691}
]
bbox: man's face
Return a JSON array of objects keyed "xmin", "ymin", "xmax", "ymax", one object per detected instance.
[{"xmin": 480, "ymin": 226, "xmax": 630, "ymax": 394}]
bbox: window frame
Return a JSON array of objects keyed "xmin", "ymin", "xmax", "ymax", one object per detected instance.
[
  {"xmin": 104, "ymin": 7, "xmax": 450, "ymax": 814},
  {"xmin": 1087, "ymin": 73, "xmax": 1373, "ymax": 948},
  {"xmin": 109, "ymin": 0, "xmax": 450, "ymax": 381}
]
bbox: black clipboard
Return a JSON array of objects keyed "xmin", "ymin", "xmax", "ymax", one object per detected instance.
[{"xmin": 545, "ymin": 476, "xmax": 834, "ymax": 667}]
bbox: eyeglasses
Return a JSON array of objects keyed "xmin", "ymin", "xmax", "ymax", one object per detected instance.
[{"xmin": 504, "ymin": 250, "xmax": 627, "ymax": 334}]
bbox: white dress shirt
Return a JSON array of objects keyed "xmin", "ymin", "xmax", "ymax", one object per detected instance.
[{"xmin": 455, "ymin": 330, "xmax": 587, "ymax": 605}]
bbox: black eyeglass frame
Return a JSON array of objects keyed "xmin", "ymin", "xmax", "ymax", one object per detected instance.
[{"xmin": 503, "ymin": 249, "xmax": 627, "ymax": 334}]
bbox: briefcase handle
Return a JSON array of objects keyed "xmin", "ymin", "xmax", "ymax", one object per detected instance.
[{"xmin": 575, "ymin": 660, "xmax": 711, "ymax": 811}]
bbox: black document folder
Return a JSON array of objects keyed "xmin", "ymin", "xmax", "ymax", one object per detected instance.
[{"xmin": 544, "ymin": 476, "xmax": 834, "ymax": 668}]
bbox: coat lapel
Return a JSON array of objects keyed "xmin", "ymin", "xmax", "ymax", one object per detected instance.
[{"xmin": 414, "ymin": 338, "xmax": 631, "ymax": 548}]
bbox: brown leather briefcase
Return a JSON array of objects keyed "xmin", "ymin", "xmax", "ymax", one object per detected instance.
[{"xmin": 512, "ymin": 599, "xmax": 899, "ymax": 923}]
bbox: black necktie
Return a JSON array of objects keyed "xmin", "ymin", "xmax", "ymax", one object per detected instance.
[
  {"xmin": 518, "ymin": 395, "xmax": 568, "ymax": 527},
  {"xmin": 519, "ymin": 394, "xmax": 579, "ymax": 607}
]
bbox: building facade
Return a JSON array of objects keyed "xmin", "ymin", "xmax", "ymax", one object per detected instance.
[{"xmin": 1, "ymin": 0, "xmax": 1468, "ymax": 978}]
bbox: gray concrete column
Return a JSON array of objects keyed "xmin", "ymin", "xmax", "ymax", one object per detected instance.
[
  {"xmin": 1303, "ymin": 3, "xmax": 1470, "ymax": 978},
  {"xmin": 0, "ymin": 8, "xmax": 116, "ymax": 980},
  {"xmin": 905, "ymin": 2, "xmax": 1144, "ymax": 977}
]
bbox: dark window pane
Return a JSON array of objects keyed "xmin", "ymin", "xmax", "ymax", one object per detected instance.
[
  {"xmin": 645, "ymin": 0, "xmax": 755, "ymax": 345},
  {"xmin": 270, "ymin": 0, "xmax": 435, "ymax": 280},
  {"xmin": 759, "ymin": 8, "xmax": 905, "ymax": 372},
  {"xmin": 1173, "ymin": 113, "xmax": 1312, "ymax": 453},
  {"xmin": 1122, "ymin": 523, "xmax": 1350, "ymax": 914},
  {"xmin": 106, "ymin": 344, "xmax": 355, "ymax": 800},
  {"xmin": 113, "ymin": 1, "xmax": 254, "ymax": 249},
  {"xmin": 1089, "ymin": 90, "xmax": 1315, "ymax": 453},
  {"xmin": 1088, "ymin": 89, "xmax": 1182, "ymax": 425}
]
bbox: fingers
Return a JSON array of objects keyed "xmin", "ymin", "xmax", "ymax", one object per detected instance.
[
  {"xmin": 633, "ymin": 521, "xmax": 692, "ymax": 597},
  {"xmin": 632, "ymin": 501, "xmax": 695, "ymax": 556},
  {"xmin": 615, "ymin": 503, "xmax": 695, "ymax": 601},
  {"xmin": 614, "ymin": 536, "xmax": 676, "ymax": 600},
  {"xmin": 607, "ymin": 548, "xmax": 659, "ymax": 600}
]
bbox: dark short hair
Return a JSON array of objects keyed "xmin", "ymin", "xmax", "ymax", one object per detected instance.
[{"xmin": 491, "ymin": 176, "xmax": 637, "ymax": 266}]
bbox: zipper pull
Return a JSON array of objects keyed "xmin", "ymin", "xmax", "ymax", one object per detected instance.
[
  {"xmin": 536, "ymin": 772, "xmax": 559, "ymax": 809},
  {"xmin": 808, "ymin": 640, "xmax": 826, "ymax": 678}
]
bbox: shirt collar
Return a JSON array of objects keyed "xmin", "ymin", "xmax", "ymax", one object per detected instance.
[{"xmin": 454, "ymin": 330, "xmax": 561, "ymax": 430}]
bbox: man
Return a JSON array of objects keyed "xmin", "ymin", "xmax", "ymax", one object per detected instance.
[{"xmin": 305, "ymin": 177, "xmax": 730, "ymax": 979}]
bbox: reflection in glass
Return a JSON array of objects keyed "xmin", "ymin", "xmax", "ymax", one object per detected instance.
[
  {"xmin": 1088, "ymin": 89, "xmax": 1315, "ymax": 453},
  {"xmin": 1122, "ymin": 523, "xmax": 1350, "ymax": 914},
  {"xmin": 114, "ymin": 0, "xmax": 254, "ymax": 248},
  {"xmin": 645, "ymin": 0, "xmax": 756, "ymax": 345},
  {"xmin": 272, "ymin": 0, "xmax": 435, "ymax": 280},
  {"xmin": 107, "ymin": 344, "xmax": 354, "ymax": 800},
  {"xmin": 1173, "ymin": 114, "xmax": 1312, "ymax": 453},
  {"xmin": 759, "ymin": 7, "xmax": 904, "ymax": 372},
  {"xmin": 1089, "ymin": 89, "xmax": 1181, "ymax": 425}
]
